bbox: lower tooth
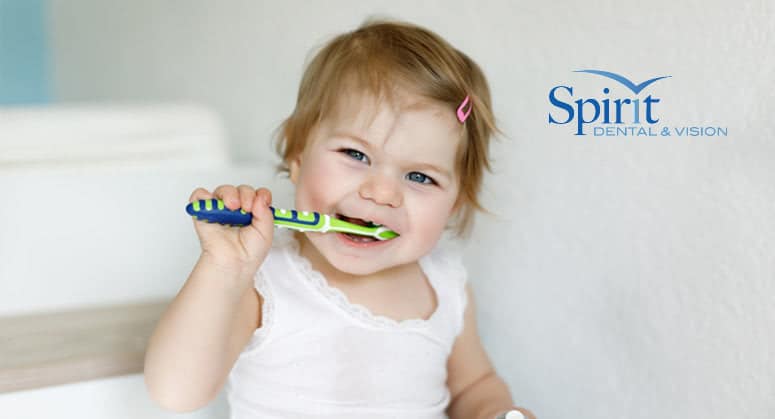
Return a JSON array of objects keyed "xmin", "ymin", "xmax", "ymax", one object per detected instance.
[{"xmin": 345, "ymin": 233, "xmax": 375, "ymax": 242}]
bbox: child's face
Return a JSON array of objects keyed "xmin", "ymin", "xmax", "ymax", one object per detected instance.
[{"xmin": 288, "ymin": 88, "xmax": 462, "ymax": 276}]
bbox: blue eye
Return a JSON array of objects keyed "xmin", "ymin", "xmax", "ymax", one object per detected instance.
[
  {"xmin": 407, "ymin": 172, "xmax": 435, "ymax": 185},
  {"xmin": 343, "ymin": 148, "xmax": 369, "ymax": 163}
]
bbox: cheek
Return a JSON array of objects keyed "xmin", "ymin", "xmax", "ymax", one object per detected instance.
[
  {"xmin": 296, "ymin": 173, "xmax": 327, "ymax": 210},
  {"xmin": 407, "ymin": 192, "xmax": 457, "ymax": 233},
  {"xmin": 294, "ymin": 154, "xmax": 350, "ymax": 208}
]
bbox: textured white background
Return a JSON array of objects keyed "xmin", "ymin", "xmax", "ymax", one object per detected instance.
[{"xmin": 3, "ymin": 1, "xmax": 773, "ymax": 418}]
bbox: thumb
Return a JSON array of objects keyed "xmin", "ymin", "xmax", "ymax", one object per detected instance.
[{"xmin": 245, "ymin": 189, "xmax": 274, "ymax": 250}]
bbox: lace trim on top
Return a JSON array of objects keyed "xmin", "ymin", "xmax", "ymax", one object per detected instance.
[
  {"xmin": 245, "ymin": 268, "xmax": 275, "ymax": 353},
  {"xmin": 280, "ymin": 230, "xmax": 440, "ymax": 330}
]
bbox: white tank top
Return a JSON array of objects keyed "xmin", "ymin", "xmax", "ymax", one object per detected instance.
[{"xmin": 226, "ymin": 228, "xmax": 469, "ymax": 419}]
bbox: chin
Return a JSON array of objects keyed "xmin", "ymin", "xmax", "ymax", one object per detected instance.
[
  {"xmin": 337, "ymin": 265, "xmax": 380, "ymax": 276},
  {"xmin": 327, "ymin": 242, "xmax": 413, "ymax": 276},
  {"xmin": 326, "ymin": 253, "xmax": 393, "ymax": 276}
]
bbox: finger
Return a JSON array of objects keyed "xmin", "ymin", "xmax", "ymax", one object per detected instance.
[
  {"xmin": 251, "ymin": 190, "xmax": 273, "ymax": 231},
  {"xmin": 237, "ymin": 184, "xmax": 256, "ymax": 213},
  {"xmin": 188, "ymin": 188, "xmax": 223, "ymax": 231},
  {"xmin": 242, "ymin": 189, "xmax": 275, "ymax": 248},
  {"xmin": 189, "ymin": 188, "xmax": 216, "ymax": 227},
  {"xmin": 213, "ymin": 184, "xmax": 240, "ymax": 210},
  {"xmin": 256, "ymin": 187, "xmax": 272, "ymax": 207},
  {"xmin": 189, "ymin": 187, "xmax": 212, "ymax": 202}
]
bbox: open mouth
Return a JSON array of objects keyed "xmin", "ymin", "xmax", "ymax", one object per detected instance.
[
  {"xmin": 335, "ymin": 213, "xmax": 387, "ymax": 243},
  {"xmin": 335, "ymin": 213, "xmax": 381, "ymax": 229}
]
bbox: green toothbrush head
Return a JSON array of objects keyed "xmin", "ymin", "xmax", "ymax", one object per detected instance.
[
  {"xmin": 374, "ymin": 226, "xmax": 399, "ymax": 240},
  {"xmin": 328, "ymin": 216, "xmax": 399, "ymax": 241}
]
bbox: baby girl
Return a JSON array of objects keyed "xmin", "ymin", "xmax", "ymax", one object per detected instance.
[{"xmin": 145, "ymin": 18, "xmax": 535, "ymax": 419}]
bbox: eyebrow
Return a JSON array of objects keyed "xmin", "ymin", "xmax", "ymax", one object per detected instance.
[
  {"xmin": 333, "ymin": 132, "xmax": 454, "ymax": 180},
  {"xmin": 332, "ymin": 132, "xmax": 373, "ymax": 151}
]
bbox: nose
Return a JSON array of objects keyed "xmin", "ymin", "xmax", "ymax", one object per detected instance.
[{"xmin": 359, "ymin": 172, "xmax": 403, "ymax": 208}]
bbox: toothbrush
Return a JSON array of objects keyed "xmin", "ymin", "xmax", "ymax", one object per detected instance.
[{"xmin": 185, "ymin": 199, "xmax": 399, "ymax": 241}]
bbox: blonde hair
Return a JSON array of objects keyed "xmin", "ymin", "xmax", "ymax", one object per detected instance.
[{"xmin": 273, "ymin": 17, "xmax": 501, "ymax": 239}]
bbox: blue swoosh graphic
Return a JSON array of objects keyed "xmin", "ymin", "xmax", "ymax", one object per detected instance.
[{"xmin": 574, "ymin": 69, "xmax": 671, "ymax": 94}]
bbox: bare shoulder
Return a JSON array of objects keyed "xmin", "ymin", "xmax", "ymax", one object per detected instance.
[{"xmin": 446, "ymin": 283, "xmax": 495, "ymax": 400}]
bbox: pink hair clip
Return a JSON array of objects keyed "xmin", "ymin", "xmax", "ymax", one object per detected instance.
[{"xmin": 456, "ymin": 95, "xmax": 472, "ymax": 123}]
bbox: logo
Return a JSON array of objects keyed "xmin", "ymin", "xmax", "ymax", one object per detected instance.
[{"xmin": 548, "ymin": 69, "xmax": 728, "ymax": 137}]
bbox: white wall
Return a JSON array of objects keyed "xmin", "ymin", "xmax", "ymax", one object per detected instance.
[{"xmin": 33, "ymin": 1, "xmax": 775, "ymax": 418}]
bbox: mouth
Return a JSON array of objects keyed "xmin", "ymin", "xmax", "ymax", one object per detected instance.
[
  {"xmin": 334, "ymin": 213, "xmax": 398, "ymax": 242},
  {"xmin": 335, "ymin": 213, "xmax": 381, "ymax": 229}
]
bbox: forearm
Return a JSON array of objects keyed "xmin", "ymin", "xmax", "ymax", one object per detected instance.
[
  {"xmin": 144, "ymin": 255, "xmax": 253, "ymax": 410},
  {"xmin": 447, "ymin": 371, "xmax": 516, "ymax": 419}
]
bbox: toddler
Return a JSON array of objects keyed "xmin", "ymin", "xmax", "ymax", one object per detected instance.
[{"xmin": 144, "ymin": 18, "xmax": 535, "ymax": 419}]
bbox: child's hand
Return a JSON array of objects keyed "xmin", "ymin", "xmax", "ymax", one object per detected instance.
[{"xmin": 188, "ymin": 184, "xmax": 274, "ymax": 279}]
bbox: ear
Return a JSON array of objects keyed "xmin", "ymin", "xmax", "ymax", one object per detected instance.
[{"xmin": 288, "ymin": 154, "xmax": 302, "ymax": 185}]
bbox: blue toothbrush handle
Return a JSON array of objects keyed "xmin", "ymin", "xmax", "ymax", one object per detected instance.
[{"xmin": 185, "ymin": 199, "xmax": 267, "ymax": 226}]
